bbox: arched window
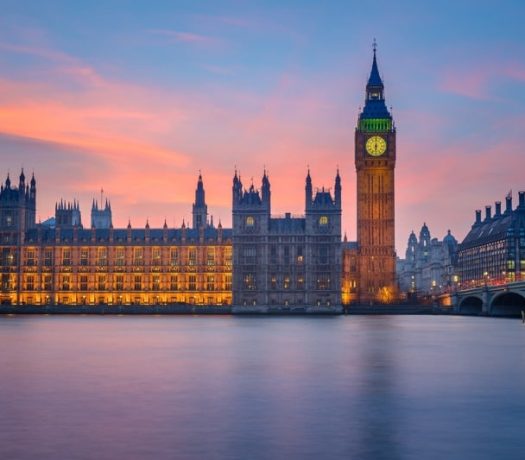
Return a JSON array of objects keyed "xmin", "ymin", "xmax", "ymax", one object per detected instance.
[
  {"xmin": 246, "ymin": 216, "xmax": 255, "ymax": 226},
  {"xmin": 319, "ymin": 216, "xmax": 328, "ymax": 225}
]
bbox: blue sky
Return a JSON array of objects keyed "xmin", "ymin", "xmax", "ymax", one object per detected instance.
[{"xmin": 0, "ymin": 0, "xmax": 524, "ymax": 251}]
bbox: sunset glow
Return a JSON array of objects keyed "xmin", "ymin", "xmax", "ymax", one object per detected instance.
[{"xmin": 0, "ymin": 1, "xmax": 524, "ymax": 251}]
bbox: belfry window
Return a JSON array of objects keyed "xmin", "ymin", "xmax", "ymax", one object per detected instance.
[
  {"xmin": 246, "ymin": 216, "xmax": 254, "ymax": 226},
  {"xmin": 319, "ymin": 216, "xmax": 328, "ymax": 225}
]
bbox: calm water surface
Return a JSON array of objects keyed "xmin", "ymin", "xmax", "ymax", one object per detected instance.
[{"xmin": 0, "ymin": 315, "xmax": 524, "ymax": 460}]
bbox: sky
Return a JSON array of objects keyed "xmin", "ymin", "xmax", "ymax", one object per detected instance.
[{"xmin": 0, "ymin": 0, "xmax": 524, "ymax": 253}]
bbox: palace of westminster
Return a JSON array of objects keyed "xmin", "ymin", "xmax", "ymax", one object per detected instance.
[{"xmin": 1, "ymin": 50, "xmax": 524, "ymax": 307}]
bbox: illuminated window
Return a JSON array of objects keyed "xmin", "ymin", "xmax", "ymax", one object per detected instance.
[
  {"xmin": 207, "ymin": 276, "xmax": 215, "ymax": 291},
  {"xmin": 80, "ymin": 249, "xmax": 89, "ymax": 266},
  {"xmin": 26, "ymin": 276, "xmax": 34, "ymax": 291},
  {"xmin": 133, "ymin": 248, "xmax": 143, "ymax": 265},
  {"xmin": 170, "ymin": 248, "xmax": 179, "ymax": 266},
  {"xmin": 97, "ymin": 275, "xmax": 106, "ymax": 291},
  {"xmin": 170, "ymin": 275, "xmax": 178, "ymax": 291},
  {"xmin": 116, "ymin": 275, "xmax": 124, "ymax": 291},
  {"xmin": 319, "ymin": 216, "xmax": 328, "ymax": 225},
  {"xmin": 246, "ymin": 216, "xmax": 254, "ymax": 226},
  {"xmin": 207, "ymin": 249, "xmax": 215, "ymax": 266},
  {"xmin": 62, "ymin": 275, "xmax": 71, "ymax": 291},
  {"xmin": 297, "ymin": 276, "xmax": 304, "ymax": 289},
  {"xmin": 134, "ymin": 275, "xmax": 142, "ymax": 291},
  {"xmin": 271, "ymin": 275, "xmax": 277, "ymax": 290},
  {"xmin": 152, "ymin": 275, "xmax": 161, "ymax": 291},
  {"xmin": 152, "ymin": 248, "xmax": 161, "ymax": 266},
  {"xmin": 283, "ymin": 276, "xmax": 290, "ymax": 289},
  {"xmin": 116, "ymin": 248, "xmax": 125, "ymax": 266},
  {"xmin": 44, "ymin": 250, "xmax": 53, "ymax": 267},
  {"xmin": 80, "ymin": 276, "xmax": 88, "ymax": 291},
  {"xmin": 188, "ymin": 249, "xmax": 197, "ymax": 266},
  {"xmin": 44, "ymin": 276, "xmax": 52, "ymax": 291},
  {"xmin": 25, "ymin": 250, "xmax": 36, "ymax": 266},
  {"xmin": 189, "ymin": 275, "xmax": 197, "ymax": 291},
  {"xmin": 97, "ymin": 248, "xmax": 107, "ymax": 266},
  {"xmin": 62, "ymin": 249, "xmax": 71, "ymax": 266},
  {"xmin": 225, "ymin": 275, "xmax": 232, "ymax": 290},
  {"xmin": 244, "ymin": 274, "xmax": 256, "ymax": 290}
]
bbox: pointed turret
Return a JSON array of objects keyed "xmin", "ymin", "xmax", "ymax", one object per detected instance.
[
  {"xmin": 261, "ymin": 169, "xmax": 271, "ymax": 213},
  {"xmin": 335, "ymin": 169, "xmax": 341, "ymax": 208},
  {"xmin": 192, "ymin": 172, "xmax": 208, "ymax": 229},
  {"xmin": 359, "ymin": 42, "xmax": 392, "ymax": 125},
  {"xmin": 305, "ymin": 168, "xmax": 312, "ymax": 209}
]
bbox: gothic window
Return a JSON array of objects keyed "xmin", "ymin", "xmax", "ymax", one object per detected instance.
[
  {"xmin": 44, "ymin": 250, "xmax": 53, "ymax": 267},
  {"xmin": 133, "ymin": 248, "xmax": 143, "ymax": 266},
  {"xmin": 25, "ymin": 249, "xmax": 36, "ymax": 266},
  {"xmin": 189, "ymin": 275, "xmax": 197, "ymax": 291},
  {"xmin": 207, "ymin": 249, "xmax": 215, "ymax": 266},
  {"xmin": 97, "ymin": 275, "xmax": 106, "ymax": 291},
  {"xmin": 206, "ymin": 276, "xmax": 215, "ymax": 291},
  {"xmin": 283, "ymin": 276, "xmax": 291, "ymax": 289},
  {"xmin": 170, "ymin": 248, "xmax": 179, "ymax": 266},
  {"xmin": 152, "ymin": 275, "xmax": 161, "ymax": 291},
  {"xmin": 62, "ymin": 275, "xmax": 71, "ymax": 291},
  {"xmin": 319, "ymin": 216, "xmax": 328, "ymax": 225},
  {"xmin": 152, "ymin": 248, "xmax": 161, "ymax": 266},
  {"xmin": 80, "ymin": 249, "xmax": 89, "ymax": 266},
  {"xmin": 170, "ymin": 275, "xmax": 178, "ymax": 291},
  {"xmin": 62, "ymin": 248, "xmax": 71, "ymax": 266},
  {"xmin": 116, "ymin": 275, "xmax": 124, "ymax": 291},
  {"xmin": 44, "ymin": 275, "xmax": 52, "ymax": 291},
  {"xmin": 271, "ymin": 275, "xmax": 277, "ymax": 290},
  {"xmin": 246, "ymin": 216, "xmax": 254, "ymax": 227},
  {"xmin": 116, "ymin": 248, "xmax": 125, "ymax": 266},
  {"xmin": 188, "ymin": 248, "xmax": 197, "ymax": 266},
  {"xmin": 225, "ymin": 274, "xmax": 232, "ymax": 290},
  {"xmin": 243, "ymin": 246, "xmax": 256, "ymax": 264},
  {"xmin": 244, "ymin": 274, "xmax": 256, "ymax": 290},
  {"xmin": 297, "ymin": 276, "xmax": 304, "ymax": 289},
  {"xmin": 134, "ymin": 275, "xmax": 142, "ymax": 291},
  {"xmin": 97, "ymin": 248, "xmax": 107, "ymax": 266},
  {"xmin": 26, "ymin": 276, "xmax": 34, "ymax": 291}
]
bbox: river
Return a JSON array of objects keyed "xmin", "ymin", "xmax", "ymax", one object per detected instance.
[{"xmin": 0, "ymin": 315, "xmax": 523, "ymax": 460}]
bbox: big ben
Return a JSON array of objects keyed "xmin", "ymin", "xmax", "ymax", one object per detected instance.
[{"xmin": 355, "ymin": 44, "xmax": 396, "ymax": 303}]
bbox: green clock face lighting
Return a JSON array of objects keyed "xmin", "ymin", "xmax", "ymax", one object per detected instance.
[{"xmin": 365, "ymin": 136, "xmax": 387, "ymax": 156}]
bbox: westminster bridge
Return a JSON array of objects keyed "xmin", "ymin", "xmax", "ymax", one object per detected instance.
[{"xmin": 444, "ymin": 280, "xmax": 525, "ymax": 316}]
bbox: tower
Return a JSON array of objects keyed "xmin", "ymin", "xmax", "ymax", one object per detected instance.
[
  {"xmin": 91, "ymin": 192, "xmax": 112, "ymax": 228},
  {"xmin": 192, "ymin": 173, "xmax": 208, "ymax": 229},
  {"xmin": 55, "ymin": 199, "xmax": 82, "ymax": 228},
  {"xmin": 355, "ymin": 43, "xmax": 397, "ymax": 303}
]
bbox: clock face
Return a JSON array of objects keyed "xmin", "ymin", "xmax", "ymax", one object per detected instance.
[{"xmin": 365, "ymin": 136, "xmax": 387, "ymax": 156}]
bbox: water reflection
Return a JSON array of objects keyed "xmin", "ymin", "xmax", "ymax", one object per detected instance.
[{"xmin": 0, "ymin": 315, "xmax": 523, "ymax": 460}]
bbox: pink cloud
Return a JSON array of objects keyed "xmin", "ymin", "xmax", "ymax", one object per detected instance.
[{"xmin": 149, "ymin": 29, "xmax": 221, "ymax": 47}]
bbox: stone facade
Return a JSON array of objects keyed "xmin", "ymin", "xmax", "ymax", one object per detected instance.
[
  {"xmin": 232, "ymin": 170, "xmax": 342, "ymax": 307},
  {"xmin": 397, "ymin": 224, "xmax": 458, "ymax": 297}
]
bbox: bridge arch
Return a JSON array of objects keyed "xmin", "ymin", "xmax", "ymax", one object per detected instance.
[
  {"xmin": 458, "ymin": 296, "xmax": 483, "ymax": 314},
  {"xmin": 490, "ymin": 291, "xmax": 525, "ymax": 317}
]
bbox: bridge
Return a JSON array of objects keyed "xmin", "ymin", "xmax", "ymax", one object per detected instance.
[{"xmin": 446, "ymin": 280, "xmax": 525, "ymax": 316}]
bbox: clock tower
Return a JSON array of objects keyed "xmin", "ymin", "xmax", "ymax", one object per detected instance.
[{"xmin": 355, "ymin": 44, "xmax": 397, "ymax": 303}]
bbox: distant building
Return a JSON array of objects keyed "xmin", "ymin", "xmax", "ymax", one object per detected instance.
[
  {"xmin": 456, "ymin": 192, "xmax": 525, "ymax": 287},
  {"xmin": 397, "ymin": 223, "xmax": 457, "ymax": 297},
  {"xmin": 232, "ymin": 169, "xmax": 342, "ymax": 307}
]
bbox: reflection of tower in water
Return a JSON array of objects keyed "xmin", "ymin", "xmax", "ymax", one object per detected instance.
[{"xmin": 353, "ymin": 318, "xmax": 402, "ymax": 460}]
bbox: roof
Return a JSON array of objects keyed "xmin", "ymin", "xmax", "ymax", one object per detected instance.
[{"xmin": 24, "ymin": 226, "xmax": 233, "ymax": 244}]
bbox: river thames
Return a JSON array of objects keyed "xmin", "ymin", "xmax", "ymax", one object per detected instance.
[{"xmin": 0, "ymin": 315, "xmax": 523, "ymax": 460}]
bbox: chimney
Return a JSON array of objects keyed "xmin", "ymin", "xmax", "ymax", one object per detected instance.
[
  {"xmin": 505, "ymin": 195, "xmax": 512, "ymax": 213},
  {"xmin": 519, "ymin": 191, "xmax": 525, "ymax": 209},
  {"xmin": 495, "ymin": 201, "xmax": 502, "ymax": 217},
  {"xmin": 475, "ymin": 209, "xmax": 482, "ymax": 225},
  {"xmin": 485, "ymin": 205, "xmax": 491, "ymax": 221}
]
